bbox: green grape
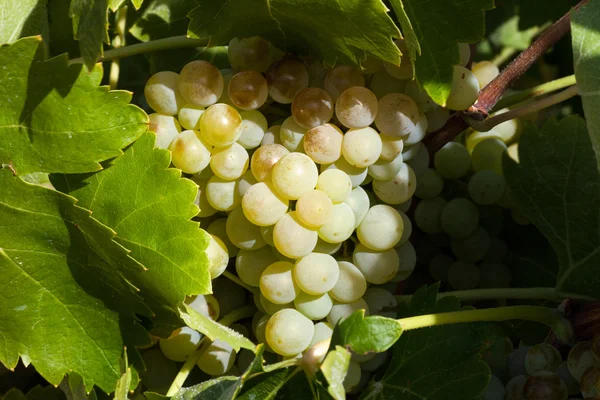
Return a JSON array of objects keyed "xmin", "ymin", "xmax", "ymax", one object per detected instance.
[
  {"xmin": 568, "ymin": 341, "xmax": 597, "ymax": 382},
  {"xmin": 227, "ymin": 37, "xmax": 272, "ymax": 72},
  {"xmin": 330, "ymin": 261, "xmax": 367, "ymax": 303},
  {"xmin": 237, "ymin": 110, "xmax": 268, "ymax": 149},
  {"xmin": 446, "ymin": 65, "xmax": 479, "ymax": 110},
  {"xmin": 251, "ymin": 143, "xmax": 289, "ymax": 182},
  {"xmin": 401, "ymin": 142, "xmax": 421, "ymax": 161},
  {"xmin": 343, "ymin": 361, "xmax": 362, "ymax": 393},
  {"xmin": 581, "ymin": 367, "xmax": 600, "ymax": 397},
  {"xmin": 508, "ymin": 142, "xmax": 520, "ymax": 163},
  {"xmin": 238, "ymin": 169, "xmax": 258, "ymax": 197},
  {"xmin": 336, "ymin": 86, "xmax": 379, "ymax": 129},
  {"xmin": 179, "ymin": 60, "xmax": 224, "ymax": 107},
  {"xmin": 372, "ymin": 163, "xmax": 417, "ymax": 205},
  {"xmin": 392, "ymin": 241, "xmax": 416, "ymax": 282},
  {"xmin": 236, "ymin": 247, "xmax": 278, "ymax": 287},
  {"xmin": 415, "ymin": 196, "xmax": 447, "ymax": 234},
  {"xmin": 178, "ymin": 104, "xmax": 205, "ymax": 130},
  {"xmin": 313, "ymin": 238, "xmax": 342, "ymax": 255},
  {"xmin": 344, "ymin": 186, "xmax": 370, "ymax": 228},
  {"xmin": 492, "ymin": 109, "xmax": 519, "ymax": 143},
  {"xmin": 304, "ymin": 123, "xmax": 343, "ymax": 164},
  {"xmin": 505, "ymin": 375, "xmax": 527, "ymax": 400},
  {"xmin": 207, "ymin": 218, "xmax": 238, "ymax": 257},
  {"xmin": 342, "ymin": 127, "xmax": 383, "ymax": 168},
  {"xmin": 404, "ymin": 80, "xmax": 436, "ymax": 113},
  {"xmin": 228, "ymin": 71, "xmax": 269, "ymax": 110},
  {"xmin": 260, "ymin": 225, "xmax": 275, "ymax": 247},
  {"xmin": 415, "ymin": 168, "xmax": 444, "ymax": 199},
  {"xmin": 140, "ymin": 348, "xmax": 178, "ymax": 394},
  {"xmin": 523, "ymin": 371, "xmax": 568, "ymax": 400},
  {"xmin": 273, "ymin": 211, "xmax": 318, "ymax": 258},
  {"xmin": 322, "ymin": 156, "xmax": 368, "ymax": 187},
  {"xmin": 308, "ymin": 322, "xmax": 334, "ymax": 349},
  {"xmin": 206, "ymin": 175, "xmax": 241, "ymax": 211},
  {"xmin": 253, "ymin": 313, "xmax": 270, "ymax": 345},
  {"xmin": 316, "ymin": 169, "xmax": 352, "ymax": 203},
  {"xmin": 465, "ymin": 128, "xmax": 507, "ymax": 153},
  {"xmin": 556, "ymin": 362, "xmax": 580, "ymax": 396},
  {"xmin": 296, "ymin": 189, "xmax": 333, "ymax": 228},
  {"xmin": 260, "ymin": 261, "xmax": 297, "ymax": 304},
  {"xmin": 471, "ymin": 138, "xmax": 507, "ymax": 175},
  {"xmin": 294, "ymin": 253, "xmax": 339, "ymax": 295},
  {"xmin": 280, "ymin": 116, "xmax": 308, "ymax": 152},
  {"xmin": 226, "ymin": 207, "xmax": 267, "ymax": 250},
  {"xmin": 458, "ymin": 43, "xmax": 471, "ymax": 66},
  {"xmin": 291, "ymin": 88, "xmax": 334, "ymax": 129},
  {"xmin": 212, "ymin": 277, "xmax": 247, "ymax": 316},
  {"xmin": 357, "ymin": 204, "xmax": 404, "ymax": 251},
  {"xmin": 472, "ymin": 61, "xmax": 500, "ymax": 89},
  {"xmin": 483, "ymin": 237, "xmax": 508, "ymax": 263},
  {"xmin": 374, "ymin": 93, "xmax": 419, "ymax": 137},
  {"xmin": 353, "ymin": 243, "xmax": 399, "ymax": 284},
  {"xmin": 525, "ymin": 343, "xmax": 562, "ymax": 375},
  {"xmin": 478, "ymin": 263, "xmax": 512, "ymax": 288},
  {"xmin": 450, "ymin": 226, "xmax": 491, "ymax": 262},
  {"xmin": 406, "ymin": 142, "xmax": 430, "ymax": 177},
  {"xmin": 468, "ymin": 170, "xmax": 506, "ymax": 205},
  {"xmin": 428, "ymin": 254, "xmax": 454, "ymax": 281},
  {"xmin": 327, "ymin": 298, "xmax": 369, "ymax": 326},
  {"xmin": 441, "ymin": 198, "xmax": 479, "ymax": 238},
  {"xmin": 294, "ymin": 291, "xmax": 333, "ymax": 320},
  {"xmin": 192, "ymin": 177, "xmax": 217, "ymax": 218},
  {"xmin": 259, "ymin": 293, "xmax": 293, "ymax": 315},
  {"xmin": 379, "ymin": 134, "xmax": 404, "ymax": 162},
  {"xmin": 198, "ymin": 103, "xmax": 243, "ymax": 147},
  {"xmin": 262, "ymin": 124, "xmax": 282, "ymax": 146},
  {"xmin": 149, "ymin": 113, "xmax": 181, "ymax": 149},
  {"xmin": 197, "ymin": 339, "xmax": 237, "ymax": 376},
  {"xmin": 434, "ymin": 142, "xmax": 471, "ymax": 179},
  {"xmin": 425, "ymin": 107, "xmax": 450, "ymax": 132},
  {"xmin": 447, "ymin": 261, "xmax": 479, "ymax": 290},
  {"xmin": 509, "ymin": 346, "xmax": 531, "ymax": 378},
  {"xmin": 169, "ymin": 130, "xmax": 211, "ymax": 174},
  {"xmin": 368, "ymin": 68, "xmax": 406, "ymax": 98},
  {"xmin": 159, "ymin": 326, "xmax": 203, "ymax": 362},
  {"xmin": 266, "ymin": 57, "xmax": 309, "ymax": 104},
  {"xmin": 266, "ymin": 309, "xmax": 315, "ymax": 356},
  {"xmin": 185, "ymin": 294, "xmax": 220, "ymax": 320},
  {"xmin": 206, "ymin": 234, "xmax": 229, "ymax": 279},
  {"xmin": 367, "ymin": 153, "xmax": 404, "ymax": 181},
  {"xmin": 403, "ymin": 114, "xmax": 429, "ymax": 146},
  {"xmin": 363, "ymin": 287, "xmax": 398, "ymax": 318},
  {"xmin": 210, "ymin": 142, "xmax": 249, "ymax": 180},
  {"xmin": 144, "ymin": 71, "xmax": 183, "ymax": 115},
  {"xmin": 318, "ymin": 203, "xmax": 356, "ymax": 244},
  {"xmin": 242, "ymin": 182, "xmax": 289, "ymax": 226},
  {"xmin": 324, "ymin": 65, "xmax": 365, "ymax": 101},
  {"xmin": 484, "ymin": 375, "xmax": 505, "ymax": 400}
]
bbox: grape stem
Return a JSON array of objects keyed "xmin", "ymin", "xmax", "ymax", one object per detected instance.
[
  {"xmin": 69, "ymin": 36, "xmax": 209, "ymax": 65},
  {"xmin": 468, "ymin": 85, "xmax": 580, "ymax": 132},
  {"xmin": 493, "ymin": 74, "xmax": 577, "ymax": 111},
  {"xmin": 395, "ymin": 287, "xmax": 596, "ymax": 303},
  {"xmin": 108, "ymin": 6, "xmax": 127, "ymax": 89}
]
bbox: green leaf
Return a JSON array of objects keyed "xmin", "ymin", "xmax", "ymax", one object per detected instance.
[
  {"xmin": 363, "ymin": 284, "xmax": 494, "ymax": 399},
  {"xmin": 69, "ymin": 0, "xmax": 109, "ymax": 70},
  {"xmin": 236, "ymin": 367, "xmax": 315, "ymax": 400},
  {"xmin": 331, "ymin": 311, "xmax": 402, "ymax": 355},
  {"xmin": 114, "ymin": 351, "xmax": 132, "ymax": 400},
  {"xmin": 173, "ymin": 376, "xmax": 240, "ymax": 400},
  {"xmin": 0, "ymin": 0, "xmax": 49, "ymax": 44},
  {"xmin": 320, "ymin": 346, "xmax": 351, "ymax": 400},
  {"xmin": 3, "ymin": 389, "xmax": 27, "ymax": 400},
  {"xmin": 129, "ymin": 0, "xmax": 193, "ymax": 42},
  {"xmin": 489, "ymin": 15, "xmax": 541, "ymax": 50},
  {"xmin": 52, "ymin": 132, "xmax": 211, "ymax": 326},
  {"xmin": 179, "ymin": 303, "xmax": 257, "ymax": 352},
  {"xmin": 0, "ymin": 37, "xmax": 147, "ymax": 176},
  {"xmin": 504, "ymin": 116, "xmax": 600, "ymax": 297},
  {"xmin": 572, "ymin": 0, "xmax": 600, "ymax": 172},
  {"xmin": 26, "ymin": 385, "xmax": 68, "ymax": 400},
  {"xmin": 510, "ymin": 0, "xmax": 578, "ymax": 30},
  {"xmin": 187, "ymin": 0, "xmax": 401, "ymax": 67},
  {"xmin": 0, "ymin": 168, "xmax": 150, "ymax": 393},
  {"xmin": 391, "ymin": 0, "xmax": 494, "ymax": 105}
]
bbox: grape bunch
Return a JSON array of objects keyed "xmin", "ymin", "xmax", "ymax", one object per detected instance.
[{"xmin": 139, "ymin": 37, "xmax": 490, "ymax": 394}]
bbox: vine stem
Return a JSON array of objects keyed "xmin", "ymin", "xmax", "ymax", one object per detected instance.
[
  {"xmin": 109, "ymin": 6, "xmax": 127, "ymax": 89},
  {"xmin": 494, "ymin": 74, "xmax": 577, "ymax": 110},
  {"xmin": 396, "ymin": 287, "xmax": 596, "ymax": 303},
  {"xmin": 469, "ymin": 85, "xmax": 579, "ymax": 131},
  {"xmin": 69, "ymin": 36, "xmax": 209, "ymax": 65}
]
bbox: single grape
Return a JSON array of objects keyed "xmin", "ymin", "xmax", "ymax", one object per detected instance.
[
  {"xmin": 368, "ymin": 154, "xmax": 404, "ymax": 181},
  {"xmin": 450, "ymin": 226, "xmax": 491, "ymax": 263},
  {"xmin": 316, "ymin": 169, "xmax": 352, "ymax": 203},
  {"xmin": 294, "ymin": 253, "xmax": 339, "ymax": 295},
  {"xmin": 330, "ymin": 261, "xmax": 367, "ymax": 303},
  {"xmin": 491, "ymin": 109, "xmax": 519, "ymax": 142},
  {"xmin": 414, "ymin": 196, "xmax": 447, "ymax": 234},
  {"xmin": 508, "ymin": 346, "xmax": 531, "ymax": 378},
  {"xmin": 178, "ymin": 104, "xmax": 205, "ymax": 130},
  {"xmin": 434, "ymin": 142, "xmax": 472, "ymax": 179},
  {"xmin": 242, "ymin": 182, "xmax": 289, "ymax": 226},
  {"xmin": 357, "ymin": 205, "xmax": 404, "ymax": 251},
  {"xmin": 505, "ymin": 375, "xmax": 527, "ymax": 400},
  {"xmin": 294, "ymin": 291, "xmax": 333, "ymax": 320},
  {"xmin": 396, "ymin": 211, "xmax": 413, "ymax": 246},
  {"xmin": 313, "ymin": 238, "xmax": 342, "ymax": 255},
  {"xmin": 441, "ymin": 198, "xmax": 479, "ymax": 238},
  {"xmin": 159, "ymin": 327, "xmax": 203, "ymax": 362},
  {"xmin": 280, "ymin": 116, "xmax": 308, "ymax": 152},
  {"xmin": 238, "ymin": 169, "xmax": 258, "ymax": 197},
  {"xmin": 343, "ymin": 361, "xmax": 362, "ymax": 393},
  {"xmin": 459, "ymin": 43, "xmax": 471, "ymax": 66},
  {"xmin": 568, "ymin": 341, "xmax": 597, "ymax": 382},
  {"xmin": 324, "ymin": 65, "xmax": 365, "ymax": 101},
  {"xmin": 273, "ymin": 211, "xmax": 318, "ymax": 258},
  {"xmin": 145, "ymin": 71, "xmax": 183, "ymax": 115},
  {"xmin": 383, "ymin": 39, "xmax": 413, "ymax": 79},
  {"xmin": 260, "ymin": 293, "xmax": 293, "ymax": 315},
  {"xmin": 266, "ymin": 57, "xmax": 309, "ymax": 104},
  {"xmin": 523, "ymin": 371, "xmax": 568, "ymax": 400},
  {"xmin": 335, "ymin": 86, "xmax": 379, "ymax": 129},
  {"xmin": 426, "ymin": 107, "xmax": 450, "ymax": 132},
  {"xmin": 260, "ymin": 261, "xmax": 297, "ymax": 304},
  {"xmin": 447, "ymin": 261, "xmax": 479, "ymax": 290},
  {"xmin": 353, "ymin": 243, "xmax": 399, "ymax": 284},
  {"xmin": 322, "ymin": 157, "xmax": 368, "ymax": 187},
  {"xmin": 468, "ymin": 170, "xmax": 506, "ymax": 205},
  {"xmin": 508, "ymin": 142, "xmax": 520, "ymax": 163},
  {"xmin": 415, "ymin": 168, "xmax": 444, "ymax": 199},
  {"xmin": 197, "ymin": 339, "xmax": 237, "ymax": 376},
  {"xmin": 404, "ymin": 80, "xmax": 436, "ymax": 113},
  {"xmin": 210, "ymin": 142, "xmax": 249, "ymax": 180},
  {"xmin": 484, "ymin": 375, "xmax": 505, "ymax": 400},
  {"xmin": 226, "ymin": 207, "xmax": 267, "ymax": 250},
  {"xmin": 472, "ymin": 61, "xmax": 500, "ymax": 89},
  {"xmin": 428, "ymin": 254, "xmax": 454, "ymax": 281},
  {"xmin": 228, "ymin": 70, "xmax": 269, "ymax": 110},
  {"xmin": 271, "ymin": 152, "xmax": 318, "ymax": 200},
  {"xmin": 206, "ymin": 175, "xmax": 241, "ymax": 211},
  {"xmin": 465, "ymin": 128, "xmax": 507, "ymax": 153},
  {"xmin": 372, "ymin": 163, "xmax": 417, "ymax": 205},
  {"xmin": 218, "ymin": 69, "xmax": 236, "ymax": 107},
  {"xmin": 296, "ymin": 190, "xmax": 333, "ymax": 228},
  {"xmin": 342, "ymin": 127, "xmax": 383, "ymax": 168},
  {"xmin": 251, "ymin": 143, "xmax": 289, "ymax": 182},
  {"xmin": 380, "ymin": 134, "xmax": 404, "ymax": 161},
  {"xmin": 291, "ymin": 88, "xmax": 334, "ymax": 129},
  {"xmin": 375, "ymin": 93, "xmax": 420, "ymax": 138},
  {"xmin": 392, "ymin": 241, "xmax": 417, "ymax": 282},
  {"xmin": 179, "ymin": 60, "xmax": 224, "ymax": 107},
  {"xmin": 169, "ymin": 130, "xmax": 211, "ymax": 174},
  {"xmin": 308, "ymin": 322, "xmax": 334, "ymax": 349},
  {"xmin": 207, "ymin": 218, "xmax": 238, "ymax": 257},
  {"xmin": 198, "ymin": 103, "xmax": 243, "ymax": 147},
  {"xmin": 406, "ymin": 142, "xmax": 430, "ymax": 177},
  {"xmin": 303, "ymin": 123, "xmax": 344, "ymax": 164},
  {"xmin": 368, "ymin": 68, "xmax": 407, "ymax": 98},
  {"xmin": 472, "ymin": 138, "xmax": 507, "ymax": 175},
  {"xmin": 236, "ymin": 247, "xmax": 277, "ymax": 287},
  {"xmin": 317, "ymin": 202, "xmax": 356, "ymax": 244},
  {"xmin": 327, "ymin": 299, "xmax": 369, "ymax": 326},
  {"xmin": 149, "ymin": 113, "xmax": 181, "ymax": 149},
  {"xmin": 344, "ymin": 186, "xmax": 370, "ymax": 228},
  {"xmin": 446, "ymin": 65, "xmax": 479, "ymax": 110},
  {"xmin": 185, "ymin": 294, "xmax": 220, "ymax": 320},
  {"xmin": 206, "ymin": 234, "xmax": 229, "ymax": 279},
  {"xmin": 266, "ymin": 309, "xmax": 315, "ymax": 356},
  {"xmin": 237, "ymin": 110, "xmax": 268, "ymax": 149},
  {"xmin": 227, "ymin": 37, "xmax": 272, "ymax": 72},
  {"xmin": 363, "ymin": 287, "xmax": 398, "ymax": 318},
  {"xmin": 262, "ymin": 125, "xmax": 282, "ymax": 146},
  {"xmin": 525, "ymin": 343, "xmax": 562, "ymax": 375},
  {"xmin": 192, "ymin": 178, "xmax": 217, "ymax": 218},
  {"xmin": 253, "ymin": 313, "xmax": 269, "ymax": 344},
  {"xmin": 403, "ymin": 114, "xmax": 429, "ymax": 146}
]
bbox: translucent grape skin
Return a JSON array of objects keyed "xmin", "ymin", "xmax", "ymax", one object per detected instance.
[
  {"xmin": 296, "ymin": 189, "xmax": 333, "ymax": 228},
  {"xmin": 353, "ymin": 243, "xmax": 399, "ymax": 284},
  {"xmin": 441, "ymin": 198, "xmax": 480, "ymax": 238},
  {"xmin": 238, "ymin": 110, "xmax": 268, "ymax": 149},
  {"xmin": 525, "ymin": 343, "xmax": 562, "ymax": 375},
  {"xmin": 169, "ymin": 130, "xmax": 211, "ymax": 174},
  {"xmin": 335, "ymin": 86, "xmax": 379, "ymax": 129},
  {"xmin": 197, "ymin": 339, "xmax": 236, "ymax": 376},
  {"xmin": 363, "ymin": 287, "xmax": 398, "ymax": 318},
  {"xmin": 472, "ymin": 61, "xmax": 500, "ymax": 89},
  {"xmin": 178, "ymin": 60, "xmax": 224, "ymax": 107},
  {"xmin": 206, "ymin": 234, "xmax": 229, "ymax": 279},
  {"xmin": 523, "ymin": 371, "xmax": 568, "ymax": 400},
  {"xmin": 383, "ymin": 39, "xmax": 413, "ymax": 80},
  {"xmin": 293, "ymin": 253, "xmax": 339, "ymax": 295},
  {"xmin": 316, "ymin": 169, "xmax": 352, "ymax": 203},
  {"xmin": 271, "ymin": 152, "xmax": 319, "ymax": 200},
  {"xmin": 375, "ymin": 93, "xmax": 420, "ymax": 138},
  {"xmin": 322, "ymin": 157, "xmax": 368, "ymax": 188},
  {"xmin": 304, "ymin": 123, "xmax": 344, "ymax": 164},
  {"xmin": 324, "ymin": 65, "xmax": 365, "ymax": 101},
  {"xmin": 227, "ymin": 36, "xmax": 272, "ymax": 72},
  {"xmin": 327, "ymin": 298, "xmax": 369, "ymax": 326},
  {"xmin": 342, "ymin": 127, "xmax": 383, "ymax": 168},
  {"xmin": 144, "ymin": 71, "xmax": 183, "ymax": 115},
  {"xmin": 291, "ymin": 88, "xmax": 334, "ymax": 129},
  {"xmin": 344, "ymin": 361, "xmax": 362, "ymax": 393},
  {"xmin": 242, "ymin": 182, "xmax": 289, "ymax": 226},
  {"xmin": 251, "ymin": 143, "xmax": 290, "ymax": 182},
  {"xmin": 159, "ymin": 326, "xmax": 202, "ymax": 362},
  {"xmin": 210, "ymin": 142, "xmax": 249, "ymax": 180},
  {"xmin": 235, "ymin": 247, "xmax": 277, "ymax": 287},
  {"xmin": 266, "ymin": 57, "xmax": 309, "ymax": 104},
  {"xmin": 226, "ymin": 207, "xmax": 267, "ymax": 250},
  {"xmin": 185, "ymin": 294, "xmax": 220, "ymax": 321},
  {"xmin": 344, "ymin": 186, "xmax": 370, "ymax": 228},
  {"xmin": 198, "ymin": 103, "xmax": 243, "ymax": 147},
  {"xmin": 178, "ymin": 104, "xmax": 205, "ymax": 130},
  {"xmin": 330, "ymin": 261, "xmax": 367, "ymax": 303},
  {"xmin": 468, "ymin": 170, "xmax": 506, "ymax": 205},
  {"xmin": 273, "ymin": 211, "xmax": 318, "ymax": 258},
  {"xmin": 357, "ymin": 205, "xmax": 404, "ymax": 251},
  {"xmin": 568, "ymin": 341, "xmax": 597, "ymax": 382},
  {"xmin": 472, "ymin": 138, "xmax": 507, "ymax": 175},
  {"xmin": 149, "ymin": 113, "xmax": 181, "ymax": 149},
  {"xmin": 434, "ymin": 142, "xmax": 472, "ymax": 180},
  {"xmin": 415, "ymin": 168, "xmax": 444, "ymax": 200},
  {"xmin": 266, "ymin": 309, "xmax": 315, "ymax": 356},
  {"xmin": 318, "ymin": 202, "xmax": 356, "ymax": 244},
  {"xmin": 280, "ymin": 116, "xmax": 308, "ymax": 152},
  {"xmin": 372, "ymin": 163, "xmax": 417, "ymax": 205},
  {"xmin": 446, "ymin": 65, "xmax": 480, "ymax": 110},
  {"xmin": 206, "ymin": 175, "xmax": 241, "ymax": 212},
  {"xmin": 260, "ymin": 261, "xmax": 297, "ymax": 304},
  {"xmin": 294, "ymin": 291, "xmax": 333, "ymax": 320},
  {"xmin": 228, "ymin": 70, "xmax": 269, "ymax": 110}
]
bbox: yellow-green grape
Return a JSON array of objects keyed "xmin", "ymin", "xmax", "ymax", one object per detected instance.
[
  {"xmin": 197, "ymin": 339, "xmax": 237, "ymax": 376},
  {"xmin": 318, "ymin": 203, "xmax": 356, "ymax": 244},
  {"xmin": 472, "ymin": 138, "xmax": 508, "ymax": 175},
  {"xmin": 415, "ymin": 168, "xmax": 444, "ymax": 200},
  {"xmin": 404, "ymin": 80, "xmax": 436, "ymax": 113},
  {"xmin": 465, "ymin": 129, "xmax": 505, "ymax": 153},
  {"xmin": 280, "ymin": 116, "xmax": 308, "ymax": 152},
  {"xmin": 396, "ymin": 211, "xmax": 412, "ymax": 246},
  {"xmin": 159, "ymin": 327, "xmax": 202, "ymax": 362},
  {"xmin": 523, "ymin": 371, "xmax": 568, "ymax": 400},
  {"xmin": 336, "ymin": 86, "xmax": 379, "ymax": 129},
  {"xmin": 260, "ymin": 294, "xmax": 293, "ymax": 315},
  {"xmin": 324, "ymin": 65, "xmax": 365, "ymax": 101},
  {"xmin": 368, "ymin": 68, "xmax": 407, "ymax": 98},
  {"xmin": 491, "ymin": 109, "xmax": 519, "ymax": 142},
  {"xmin": 415, "ymin": 196, "xmax": 447, "ymax": 234},
  {"xmin": 266, "ymin": 309, "xmax": 314, "ymax": 356},
  {"xmin": 235, "ymin": 247, "xmax": 278, "ymax": 287},
  {"xmin": 207, "ymin": 218, "xmax": 238, "ymax": 257},
  {"xmin": 344, "ymin": 186, "xmax": 370, "ymax": 228},
  {"xmin": 238, "ymin": 169, "xmax": 258, "ymax": 196},
  {"xmin": 448, "ymin": 261, "xmax": 480, "ymax": 290},
  {"xmin": 185, "ymin": 294, "xmax": 220, "ymax": 320},
  {"xmin": 568, "ymin": 341, "xmax": 597, "ymax": 382},
  {"xmin": 206, "ymin": 175, "xmax": 241, "ymax": 211},
  {"xmin": 330, "ymin": 261, "xmax": 367, "ymax": 303},
  {"xmin": 472, "ymin": 61, "xmax": 500, "ymax": 89},
  {"xmin": 262, "ymin": 125, "xmax": 282, "ymax": 146},
  {"xmin": 238, "ymin": 110, "xmax": 268, "ymax": 149},
  {"xmin": 313, "ymin": 238, "xmax": 342, "ymax": 255},
  {"xmin": 343, "ymin": 361, "xmax": 362, "ymax": 393},
  {"xmin": 273, "ymin": 211, "xmax": 318, "ymax": 258},
  {"xmin": 434, "ymin": 142, "xmax": 472, "ymax": 179},
  {"xmin": 403, "ymin": 114, "xmax": 429, "ymax": 146},
  {"xmin": 266, "ymin": 57, "xmax": 309, "ymax": 104},
  {"xmin": 291, "ymin": 88, "xmax": 334, "ymax": 129},
  {"xmin": 294, "ymin": 291, "xmax": 333, "ymax": 320},
  {"xmin": 308, "ymin": 322, "xmax": 334, "ymax": 349},
  {"xmin": 375, "ymin": 93, "xmax": 420, "ymax": 138},
  {"xmin": 426, "ymin": 107, "xmax": 450, "ymax": 132},
  {"xmin": 271, "ymin": 153, "xmax": 319, "ymax": 200},
  {"xmin": 342, "ymin": 127, "xmax": 383, "ymax": 168},
  {"xmin": 226, "ymin": 207, "xmax": 267, "ymax": 250},
  {"xmin": 294, "ymin": 253, "xmax": 339, "ymax": 295},
  {"xmin": 210, "ymin": 142, "xmax": 249, "ymax": 180},
  {"xmin": 446, "ymin": 65, "xmax": 480, "ymax": 110},
  {"xmin": 260, "ymin": 261, "xmax": 297, "ymax": 304},
  {"xmin": 363, "ymin": 287, "xmax": 398, "ymax": 318},
  {"xmin": 228, "ymin": 71, "xmax": 269, "ymax": 110},
  {"xmin": 227, "ymin": 37, "xmax": 272, "ymax": 72},
  {"xmin": 253, "ymin": 313, "xmax": 269, "ymax": 343},
  {"xmin": 358, "ymin": 205, "xmax": 403, "ymax": 251},
  {"xmin": 242, "ymin": 182, "xmax": 289, "ymax": 226},
  {"xmin": 316, "ymin": 169, "xmax": 352, "ymax": 203},
  {"xmin": 198, "ymin": 103, "xmax": 243, "ymax": 147},
  {"xmin": 261, "ymin": 225, "xmax": 275, "ymax": 247},
  {"xmin": 296, "ymin": 190, "xmax": 333, "ymax": 228},
  {"xmin": 459, "ymin": 43, "xmax": 471, "ymax": 66},
  {"xmin": 144, "ymin": 71, "xmax": 183, "ymax": 115},
  {"xmin": 368, "ymin": 154, "xmax": 404, "ymax": 181},
  {"xmin": 149, "ymin": 113, "xmax": 181, "ymax": 149},
  {"xmin": 468, "ymin": 170, "xmax": 506, "ymax": 205},
  {"xmin": 581, "ymin": 367, "xmax": 600, "ymax": 397},
  {"xmin": 322, "ymin": 157, "xmax": 368, "ymax": 187},
  {"xmin": 178, "ymin": 104, "xmax": 205, "ymax": 130},
  {"xmin": 206, "ymin": 234, "xmax": 229, "ymax": 279},
  {"xmin": 251, "ymin": 143, "xmax": 289, "ymax": 182},
  {"xmin": 372, "ymin": 163, "xmax": 417, "ymax": 205},
  {"xmin": 353, "ymin": 244, "xmax": 399, "ymax": 284},
  {"xmin": 383, "ymin": 39, "xmax": 413, "ymax": 80},
  {"xmin": 169, "ymin": 130, "xmax": 211, "ymax": 174},
  {"xmin": 441, "ymin": 198, "xmax": 479, "ymax": 238},
  {"xmin": 179, "ymin": 60, "xmax": 224, "ymax": 107},
  {"xmin": 304, "ymin": 123, "xmax": 343, "ymax": 164},
  {"xmin": 327, "ymin": 299, "xmax": 369, "ymax": 326},
  {"xmin": 192, "ymin": 177, "xmax": 217, "ymax": 218},
  {"xmin": 525, "ymin": 344, "xmax": 562, "ymax": 375},
  {"xmin": 380, "ymin": 133, "xmax": 404, "ymax": 161}
]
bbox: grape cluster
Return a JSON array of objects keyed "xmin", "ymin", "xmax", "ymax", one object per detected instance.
[
  {"xmin": 140, "ymin": 37, "xmax": 490, "ymax": 394},
  {"xmin": 481, "ymin": 334, "xmax": 600, "ymax": 399}
]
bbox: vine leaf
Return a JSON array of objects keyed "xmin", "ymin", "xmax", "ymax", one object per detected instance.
[
  {"xmin": 0, "ymin": 0, "xmax": 48, "ymax": 44},
  {"xmin": 129, "ymin": 0, "xmax": 193, "ymax": 42},
  {"xmin": 389, "ymin": 0, "xmax": 494, "ymax": 105},
  {"xmin": 331, "ymin": 311, "xmax": 402, "ymax": 355},
  {"xmin": 0, "ymin": 168, "xmax": 150, "ymax": 393},
  {"xmin": 504, "ymin": 117, "xmax": 600, "ymax": 297},
  {"xmin": 52, "ymin": 132, "xmax": 212, "ymax": 329},
  {"xmin": 320, "ymin": 346, "xmax": 351, "ymax": 400},
  {"xmin": 361, "ymin": 284, "xmax": 495, "ymax": 400},
  {"xmin": 572, "ymin": 0, "xmax": 600, "ymax": 172},
  {"xmin": 0, "ymin": 37, "xmax": 147, "ymax": 176},
  {"xmin": 187, "ymin": 0, "xmax": 402, "ymax": 67}
]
